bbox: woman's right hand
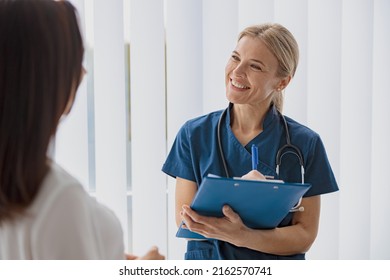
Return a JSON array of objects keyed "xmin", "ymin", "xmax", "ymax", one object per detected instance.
[{"xmin": 241, "ymin": 170, "xmax": 267, "ymax": 181}]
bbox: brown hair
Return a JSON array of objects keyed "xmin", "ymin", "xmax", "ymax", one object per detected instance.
[
  {"xmin": 0, "ymin": 0, "xmax": 84, "ymax": 223},
  {"xmin": 238, "ymin": 23, "xmax": 299, "ymax": 112}
]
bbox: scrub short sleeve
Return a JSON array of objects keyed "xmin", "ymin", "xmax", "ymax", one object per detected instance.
[
  {"xmin": 162, "ymin": 122, "xmax": 196, "ymax": 182},
  {"xmin": 304, "ymin": 135, "xmax": 338, "ymax": 197}
]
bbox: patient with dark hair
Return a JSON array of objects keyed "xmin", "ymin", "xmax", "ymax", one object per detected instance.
[{"xmin": 0, "ymin": 0, "xmax": 164, "ymax": 260}]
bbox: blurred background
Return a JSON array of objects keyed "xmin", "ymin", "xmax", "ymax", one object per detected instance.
[{"xmin": 54, "ymin": 0, "xmax": 390, "ymax": 259}]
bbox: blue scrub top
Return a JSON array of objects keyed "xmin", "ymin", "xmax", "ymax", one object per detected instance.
[{"xmin": 162, "ymin": 104, "xmax": 339, "ymax": 260}]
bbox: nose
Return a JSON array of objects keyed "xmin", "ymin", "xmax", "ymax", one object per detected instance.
[
  {"xmin": 232, "ymin": 62, "xmax": 246, "ymax": 77},
  {"xmin": 82, "ymin": 65, "xmax": 87, "ymax": 75}
]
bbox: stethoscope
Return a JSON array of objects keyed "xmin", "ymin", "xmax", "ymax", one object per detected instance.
[{"xmin": 217, "ymin": 105, "xmax": 305, "ymax": 212}]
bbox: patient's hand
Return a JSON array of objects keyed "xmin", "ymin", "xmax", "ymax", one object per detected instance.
[{"xmin": 126, "ymin": 246, "xmax": 165, "ymax": 260}]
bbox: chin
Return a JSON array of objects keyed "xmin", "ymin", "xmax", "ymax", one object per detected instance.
[{"xmin": 226, "ymin": 94, "xmax": 245, "ymax": 105}]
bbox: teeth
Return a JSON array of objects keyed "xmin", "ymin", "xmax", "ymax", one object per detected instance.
[{"xmin": 231, "ymin": 80, "xmax": 249, "ymax": 89}]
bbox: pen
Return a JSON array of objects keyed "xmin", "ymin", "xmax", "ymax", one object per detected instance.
[{"xmin": 251, "ymin": 144, "xmax": 258, "ymax": 170}]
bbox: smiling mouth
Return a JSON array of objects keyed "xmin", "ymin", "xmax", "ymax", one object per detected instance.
[{"xmin": 231, "ymin": 79, "xmax": 250, "ymax": 89}]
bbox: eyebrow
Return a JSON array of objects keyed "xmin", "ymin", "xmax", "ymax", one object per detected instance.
[{"xmin": 232, "ymin": 51, "xmax": 267, "ymax": 67}]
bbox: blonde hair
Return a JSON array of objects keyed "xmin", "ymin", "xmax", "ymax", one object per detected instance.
[{"xmin": 238, "ymin": 23, "xmax": 299, "ymax": 112}]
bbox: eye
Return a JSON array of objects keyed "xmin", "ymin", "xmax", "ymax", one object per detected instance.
[
  {"xmin": 251, "ymin": 64, "xmax": 263, "ymax": 71},
  {"xmin": 231, "ymin": 54, "xmax": 240, "ymax": 61}
]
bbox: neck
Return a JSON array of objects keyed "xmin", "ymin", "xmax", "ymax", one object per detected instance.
[{"xmin": 230, "ymin": 104, "xmax": 270, "ymax": 146}]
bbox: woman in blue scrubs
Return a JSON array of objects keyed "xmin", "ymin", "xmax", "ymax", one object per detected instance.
[{"xmin": 162, "ymin": 23, "xmax": 339, "ymax": 260}]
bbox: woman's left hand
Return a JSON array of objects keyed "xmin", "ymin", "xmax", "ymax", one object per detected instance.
[{"xmin": 180, "ymin": 204, "xmax": 248, "ymax": 246}]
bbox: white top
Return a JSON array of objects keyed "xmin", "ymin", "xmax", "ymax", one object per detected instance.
[{"xmin": 0, "ymin": 163, "xmax": 125, "ymax": 259}]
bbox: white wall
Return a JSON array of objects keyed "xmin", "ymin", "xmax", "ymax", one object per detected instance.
[
  {"xmin": 306, "ymin": 0, "xmax": 342, "ymax": 260},
  {"xmin": 165, "ymin": 0, "xmax": 204, "ymax": 259},
  {"xmin": 55, "ymin": 0, "xmax": 390, "ymax": 260},
  {"xmin": 370, "ymin": 0, "xmax": 390, "ymax": 259}
]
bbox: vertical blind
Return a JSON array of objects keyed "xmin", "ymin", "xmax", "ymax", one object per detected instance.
[{"xmin": 54, "ymin": 0, "xmax": 390, "ymax": 259}]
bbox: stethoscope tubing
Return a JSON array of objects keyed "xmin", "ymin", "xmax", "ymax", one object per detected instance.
[{"xmin": 217, "ymin": 105, "xmax": 306, "ymax": 212}]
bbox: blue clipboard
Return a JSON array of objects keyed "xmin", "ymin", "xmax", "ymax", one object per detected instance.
[{"xmin": 176, "ymin": 175, "xmax": 311, "ymax": 239}]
